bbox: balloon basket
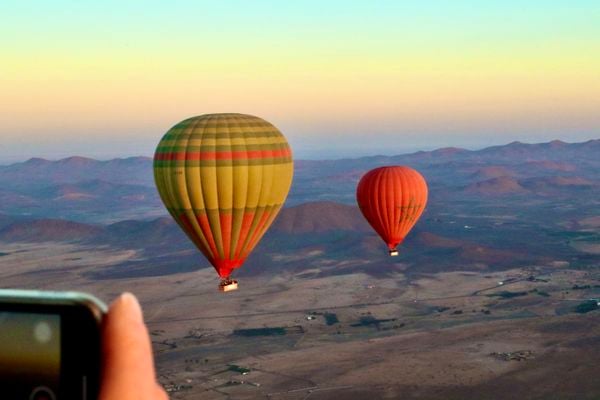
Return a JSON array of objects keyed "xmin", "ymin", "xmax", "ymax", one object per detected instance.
[
  {"xmin": 389, "ymin": 249, "xmax": 399, "ymax": 256},
  {"xmin": 219, "ymin": 279, "xmax": 238, "ymax": 292}
]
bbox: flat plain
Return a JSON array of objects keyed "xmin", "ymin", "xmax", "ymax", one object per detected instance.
[{"xmin": 1, "ymin": 241, "xmax": 600, "ymax": 399}]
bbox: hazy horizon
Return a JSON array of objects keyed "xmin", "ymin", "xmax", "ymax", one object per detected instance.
[{"xmin": 1, "ymin": 134, "xmax": 598, "ymax": 165}]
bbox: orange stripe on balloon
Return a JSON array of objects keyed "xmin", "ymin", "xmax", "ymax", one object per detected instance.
[
  {"xmin": 219, "ymin": 213, "xmax": 232, "ymax": 259},
  {"xmin": 233, "ymin": 212, "xmax": 255, "ymax": 259},
  {"xmin": 243, "ymin": 210, "xmax": 273, "ymax": 259},
  {"xmin": 195, "ymin": 214, "xmax": 219, "ymax": 258}
]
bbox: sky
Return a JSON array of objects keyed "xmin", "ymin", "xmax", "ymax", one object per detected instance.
[{"xmin": 1, "ymin": 1, "xmax": 599, "ymax": 162}]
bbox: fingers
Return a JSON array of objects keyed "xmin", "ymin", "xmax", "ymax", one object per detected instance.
[
  {"xmin": 99, "ymin": 293, "xmax": 168, "ymax": 400},
  {"xmin": 154, "ymin": 384, "xmax": 170, "ymax": 400}
]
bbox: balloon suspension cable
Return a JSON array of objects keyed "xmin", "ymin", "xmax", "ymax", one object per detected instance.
[{"xmin": 219, "ymin": 277, "xmax": 239, "ymax": 292}]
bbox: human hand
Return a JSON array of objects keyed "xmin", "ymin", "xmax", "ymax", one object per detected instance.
[{"xmin": 99, "ymin": 293, "xmax": 168, "ymax": 400}]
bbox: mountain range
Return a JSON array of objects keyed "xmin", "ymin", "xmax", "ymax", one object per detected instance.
[
  {"xmin": 0, "ymin": 139, "xmax": 598, "ymax": 280},
  {"xmin": 1, "ymin": 139, "xmax": 598, "ymax": 223}
]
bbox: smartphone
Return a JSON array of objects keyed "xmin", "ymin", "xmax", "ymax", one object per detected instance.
[{"xmin": 0, "ymin": 289, "xmax": 106, "ymax": 400}]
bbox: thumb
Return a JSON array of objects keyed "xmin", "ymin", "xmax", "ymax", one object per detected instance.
[{"xmin": 99, "ymin": 293, "xmax": 167, "ymax": 400}]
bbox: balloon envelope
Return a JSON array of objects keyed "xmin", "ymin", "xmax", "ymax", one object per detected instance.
[
  {"xmin": 356, "ymin": 166, "xmax": 428, "ymax": 253},
  {"xmin": 153, "ymin": 113, "xmax": 293, "ymax": 278}
]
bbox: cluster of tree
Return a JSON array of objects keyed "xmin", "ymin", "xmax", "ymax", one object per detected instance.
[{"xmin": 575, "ymin": 301, "xmax": 599, "ymax": 314}]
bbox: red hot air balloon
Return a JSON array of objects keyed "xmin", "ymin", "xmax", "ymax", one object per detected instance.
[{"xmin": 356, "ymin": 166, "xmax": 428, "ymax": 256}]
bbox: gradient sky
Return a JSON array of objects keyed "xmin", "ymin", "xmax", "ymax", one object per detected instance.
[{"xmin": 1, "ymin": 1, "xmax": 599, "ymax": 162}]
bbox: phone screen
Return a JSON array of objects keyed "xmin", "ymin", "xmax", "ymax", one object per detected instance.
[{"xmin": 0, "ymin": 312, "xmax": 61, "ymax": 399}]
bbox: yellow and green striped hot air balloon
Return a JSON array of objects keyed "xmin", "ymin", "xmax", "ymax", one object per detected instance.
[{"xmin": 153, "ymin": 114, "xmax": 293, "ymax": 291}]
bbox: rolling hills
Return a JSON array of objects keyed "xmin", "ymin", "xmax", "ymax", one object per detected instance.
[
  {"xmin": 0, "ymin": 139, "xmax": 599, "ymax": 400},
  {"xmin": 1, "ymin": 139, "xmax": 598, "ymax": 222}
]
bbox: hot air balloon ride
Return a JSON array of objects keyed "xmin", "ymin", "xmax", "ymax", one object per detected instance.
[
  {"xmin": 356, "ymin": 166, "xmax": 428, "ymax": 256},
  {"xmin": 153, "ymin": 114, "xmax": 293, "ymax": 291}
]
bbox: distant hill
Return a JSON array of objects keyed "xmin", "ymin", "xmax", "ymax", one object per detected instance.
[
  {"xmin": 0, "ymin": 178, "xmax": 161, "ymax": 223},
  {"xmin": 32, "ymin": 179, "xmax": 156, "ymax": 201},
  {"xmin": 0, "ymin": 138, "xmax": 598, "ymax": 227},
  {"xmin": 466, "ymin": 177, "xmax": 527, "ymax": 195},
  {"xmin": 0, "ymin": 156, "xmax": 154, "ymax": 189},
  {"xmin": 101, "ymin": 217, "xmax": 186, "ymax": 248},
  {"xmin": 272, "ymin": 201, "xmax": 370, "ymax": 234},
  {"xmin": 414, "ymin": 231, "xmax": 523, "ymax": 265},
  {"xmin": 470, "ymin": 166, "xmax": 516, "ymax": 180},
  {"xmin": 1, "ymin": 138, "xmax": 597, "ymax": 189},
  {"xmin": 474, "ymin": 139, "xmax": 599, "ymax": 162},
  {"xmin": 288, "ymin": 139, "xmax": 600, "ymax": 205},
  {"xmin": 0, "ymin": 202, "xmax": 369, "ymax": 244},
  {"xmin": 415, "ymin": 232, "xmax": 464, "ymax": 248},
  {"xmin": 0, "ymin": 200, "xmax": 352, "ymax": 239},
  {"xmin": 466, "ymin": 173, "xmax": 598, "ymax": 196},
  {"xmin": 521, "ymin": 176, "xmax": 595, "ymax": 190},
  {"xmin": 520, "ymin": 160, "xmax": 577, "ymax": 173},
  {"xmin": 0, "ymin": 219, "xmax": 103, "ymax": 242}
]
